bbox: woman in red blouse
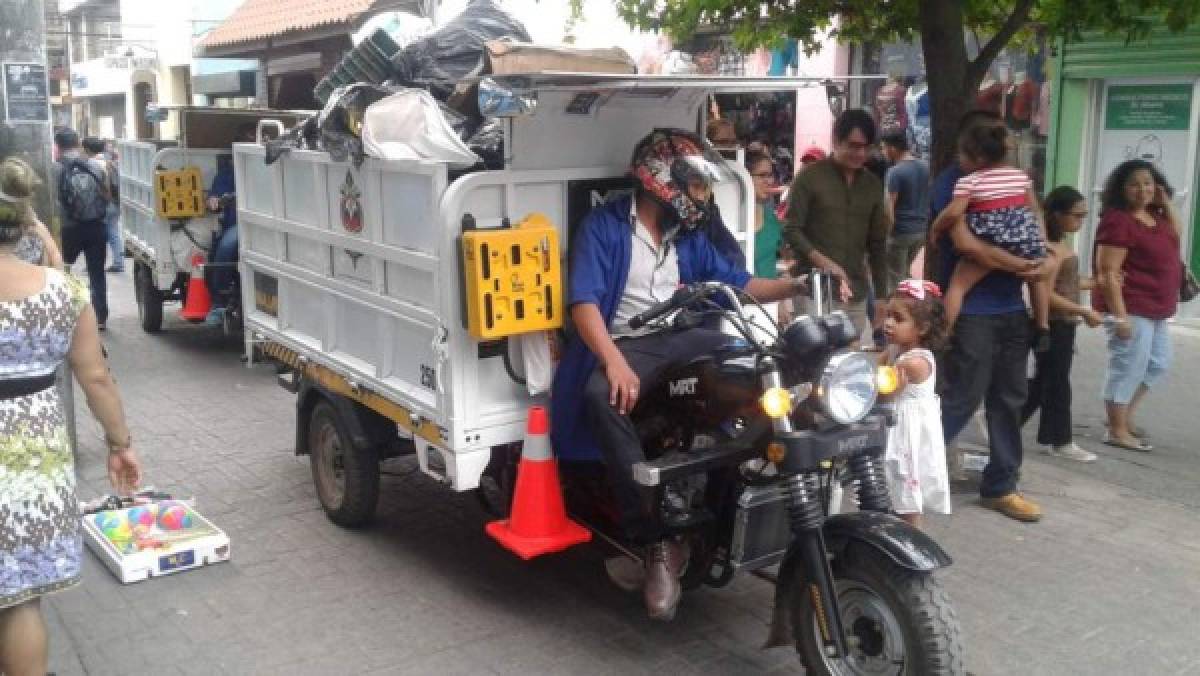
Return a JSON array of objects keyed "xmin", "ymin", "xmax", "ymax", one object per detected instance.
[{"xmin": 1093, "ymin": 160, "xmax": 1183, "ymax": 452}]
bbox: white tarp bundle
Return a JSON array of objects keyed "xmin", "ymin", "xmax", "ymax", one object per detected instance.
[{"xmin": 360, "ymin": 89, "xmax": 482, "ymax": 168}]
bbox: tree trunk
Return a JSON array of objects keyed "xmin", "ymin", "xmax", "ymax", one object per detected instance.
[{"xmin": 918, "ymin": 0, "xmax": 972, "ymax": 175}]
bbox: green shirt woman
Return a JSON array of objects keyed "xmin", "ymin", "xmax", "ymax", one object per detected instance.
[{"xmin": 748, "ymin": 152, "xmax": 782, "ymax": 278}]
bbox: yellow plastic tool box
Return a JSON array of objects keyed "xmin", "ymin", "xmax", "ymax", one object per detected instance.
[
  {"xmin": 154, "ymin": 167, "xmax": 205, "ymax": 219},
  {"xmin": 461, "ymin": 213, "xmax": 563, "ymax": 340}
]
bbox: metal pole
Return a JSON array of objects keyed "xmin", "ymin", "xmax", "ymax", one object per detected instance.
[{"xmin": 0, "ymin": 0, "xmax": 77, "ymax": 457}]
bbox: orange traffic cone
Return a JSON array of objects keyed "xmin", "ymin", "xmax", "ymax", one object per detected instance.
[
  {"xmin": 179, "ymin": 253, "xmax": 212, "ymax": 322},
  {"xmin": 486, "ymin": 406, "xmax": 591, "ymax": 559}
]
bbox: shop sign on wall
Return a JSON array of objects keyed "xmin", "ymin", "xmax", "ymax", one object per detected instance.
[
  {"xmin": 1105, "ymin": 84, "xmax": 1193, "ymax": 130},
  {"xmin": 2, "ymin": 63, "xmax": 50, "ymax": 123}
]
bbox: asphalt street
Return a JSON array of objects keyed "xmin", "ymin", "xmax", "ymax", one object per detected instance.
[{"xmin": 42, "ymin": 269, "xmax": 1200, "ymax": 675}]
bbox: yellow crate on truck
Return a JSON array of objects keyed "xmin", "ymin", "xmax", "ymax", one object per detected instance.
[
  {"xmin": 154, "ymin": 167, "xmax": 205, "ymax": 219},
  {"xmin": 461, "ymin": 213, "xmax": 563, "ymax": 340}
]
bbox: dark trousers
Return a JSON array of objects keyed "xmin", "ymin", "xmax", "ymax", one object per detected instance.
[
  {"xmin": 941, "ymin": 312, "xmax": 1030, "ymax": 498},
  {"xmin": 62, "ymin": 223, "xmax": 109, "ymax": 324},
  {"xmin": 208, "ymin": 226, "xmax": 239, "ymax": 309},
  {"xmin": 1022, "ymin": 320, "xmax": 1076, "ymax": 447},
  {"xmin": 583, "ymin": 328, "xmax": 731, "ymax": 544}
]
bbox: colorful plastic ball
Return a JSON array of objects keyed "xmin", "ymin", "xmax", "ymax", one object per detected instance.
[
  {"xmin": 94, "ymin": 512, "xmax": 131, "ymax": 541},
  {"xmin": 157, "ymin": 505, "xmax": 194, "ymax": 531},
  {"xmin": 126, "ymin": 505, "xmax": 157, "ymax": 528}
]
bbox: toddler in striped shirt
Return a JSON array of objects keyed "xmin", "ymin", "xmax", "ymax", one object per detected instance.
[{"xmin": 931, "ymin": 123, "xmax": 1049, "ymax": 349}]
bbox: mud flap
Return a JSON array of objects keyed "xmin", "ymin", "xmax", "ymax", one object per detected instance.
[{"xmin": 764, "ymin": 511, "xmax": 952, "ymax": 649}]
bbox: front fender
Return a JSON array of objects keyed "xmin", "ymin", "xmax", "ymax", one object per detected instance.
[
  {"xmin": 764, "ymin": 511, "xmax": 952, "ymax": 649},
  {"xmin": 823, "ymin": 511, "xmax": 952, "ymax": 571}
]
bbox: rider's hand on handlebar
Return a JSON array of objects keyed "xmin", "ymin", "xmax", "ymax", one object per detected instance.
[
  {"xmin": 605, "ymin": 355, "xmax": 640, "ymax": 415},
  {"xmin": 207, "ymin": 196, "xmax": 221, "ymax": 212},
  {"xmin": 838, "ymin": 277, "xmax": 853, "ymax": 303}
]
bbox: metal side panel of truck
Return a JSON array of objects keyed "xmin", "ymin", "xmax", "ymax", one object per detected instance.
[{"xmin": 237, "ymin": 77, "xmax": 767, "ymax": 492}]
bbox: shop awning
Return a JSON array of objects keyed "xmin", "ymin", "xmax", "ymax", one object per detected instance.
[{"xmin": 197, "ymin": 0, "xmax": 428, "ymax": 55}]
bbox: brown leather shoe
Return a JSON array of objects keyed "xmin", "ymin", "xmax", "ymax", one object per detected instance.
[
  {"xmin": 981, "ymin": 493, "xmax": 1042, "ymax": 522},
  {"xmin": 643, "ymin": 539, "xmax": 685, "ymax": 620}
]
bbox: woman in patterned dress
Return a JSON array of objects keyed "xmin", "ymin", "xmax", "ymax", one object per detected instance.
[{"xmin": 0, "ymin": 158, "xmax": 141, "ymax": 675}]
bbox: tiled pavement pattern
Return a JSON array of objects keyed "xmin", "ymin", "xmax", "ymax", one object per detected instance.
[{"xmin": 41, "ymin": 270, "xmax": 1200, "ymax": 675}]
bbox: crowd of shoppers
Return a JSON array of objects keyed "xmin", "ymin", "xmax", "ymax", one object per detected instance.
[{"xmin": 771, "ymin": 107, "xmax": 1184, "ymax": 524}]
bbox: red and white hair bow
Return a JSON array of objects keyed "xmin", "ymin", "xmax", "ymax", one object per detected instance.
[{"xmin": 896, "ymin": 279, "xmax": 942, "ymax": 300}]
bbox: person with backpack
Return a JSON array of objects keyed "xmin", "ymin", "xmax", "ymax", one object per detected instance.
[
  {"xmin": 54, "ymin": 129, "xmax": 109, "ymax": 329},
  {"xmin": 82, "ymin": 137, "xmax": 123, "ymax": 273}
]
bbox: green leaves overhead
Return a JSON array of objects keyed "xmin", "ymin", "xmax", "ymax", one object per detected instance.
[{"xmin": 611, "ymin": 0, "xmax": 1200, "ymax": 53}]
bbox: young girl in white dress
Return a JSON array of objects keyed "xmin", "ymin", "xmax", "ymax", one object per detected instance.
[{"xmin": 883, "ymin": 279, "xmax": 953, "ymax": 528}]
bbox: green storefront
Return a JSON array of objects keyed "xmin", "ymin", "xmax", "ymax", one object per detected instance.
[{"xmin": 1046, "ymin": 26, "xmax": 1200, "ymax": 320}]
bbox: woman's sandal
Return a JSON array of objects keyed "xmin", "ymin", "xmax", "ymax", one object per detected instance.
[
  {"xmin": 1104, "ymin": 421, "xmax": 1149, "ymax": 439},
  {"xmin": 1102, "ymin": 433, "xmax": 1153, "ymax": 452}
]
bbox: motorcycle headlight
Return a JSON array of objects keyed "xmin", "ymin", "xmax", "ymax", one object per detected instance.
[
  {"xmin": 876, "ymin": 365, "xmax": 900, "ymax": 396},
  {"xmin": 818, "ymin": 351, "xmax": 878, "ymax": 424}
]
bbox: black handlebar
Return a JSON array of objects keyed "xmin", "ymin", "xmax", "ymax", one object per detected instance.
[{"xmin": 628, "ymin": 285, "xmax": 703, "ymax": 331}]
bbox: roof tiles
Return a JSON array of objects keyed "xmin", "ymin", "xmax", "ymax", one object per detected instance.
[{"xmin": 200, "ymin": 0, "xmax": 376, "ymax": 49}]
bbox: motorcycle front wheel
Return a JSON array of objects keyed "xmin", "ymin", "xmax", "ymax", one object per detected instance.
[{"xmin": 792, "ymin": 543, "xmax": 964, "ymax": 676}]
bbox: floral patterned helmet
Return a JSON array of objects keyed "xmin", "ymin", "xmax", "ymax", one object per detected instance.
[{"xmin": 630, "ymin": 128, "xmax": 729, "ymax": 230}]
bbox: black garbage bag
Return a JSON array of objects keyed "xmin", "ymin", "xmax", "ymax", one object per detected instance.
[
  {"xmin": 318, "ymin": 83, "xmax": 397, "ymax": 167},
  {"xmin": 465, "ymin": 119, "xmax": 504, "ymax": 170},
  {"xmin": 391, "ymin": 0, "xmax": 530, "ymax": 100},
  {"xmin": 264, "ymin": 115, "xmax": 320, "ymax": 165}
]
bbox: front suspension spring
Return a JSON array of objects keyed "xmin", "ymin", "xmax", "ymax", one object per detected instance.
[
  {"xmin": 784, "ymin": 473, "xmax": 825, "ymax": 531},
  {"xmin": 849, "ymin": 453, "xmax": 892, "ymax": 512}
]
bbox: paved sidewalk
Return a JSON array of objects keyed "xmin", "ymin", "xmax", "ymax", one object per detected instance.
[{"xmin": 43, "ymin": 271, "xmax": 1200, "ymax": 675}]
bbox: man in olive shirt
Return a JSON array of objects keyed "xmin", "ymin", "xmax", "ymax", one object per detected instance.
[{"xmin": 784, "ymin": 109, "xmax": 889, "ymax": 335}]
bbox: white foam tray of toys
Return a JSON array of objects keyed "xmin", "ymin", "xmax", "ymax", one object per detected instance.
[{"xmin": 81, "ymin": 499, "xmax": 231, "ymax": 584}]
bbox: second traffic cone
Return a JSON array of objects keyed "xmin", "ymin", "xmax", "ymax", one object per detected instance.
[
  {"xmin": 179, "ymin": 253, "xmax": 212, "ymax": 322},
  {"xmin": 486, "ymin": 406, "xmax": 591, "ymax": 560}
]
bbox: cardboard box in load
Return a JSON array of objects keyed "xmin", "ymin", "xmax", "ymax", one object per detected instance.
[{"xmin": 484, "ymin": 41, "xmax": 637, "ymax": 75}]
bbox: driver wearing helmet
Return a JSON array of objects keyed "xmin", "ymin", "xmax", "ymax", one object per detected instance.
[{"xmin": 550, "ymin": 129, "xmax": 808, "ymax": 620}]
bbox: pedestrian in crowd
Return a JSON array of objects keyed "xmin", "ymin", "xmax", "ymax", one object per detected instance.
[
  {"xmin": 706, "ymin": 118, "xmax": 737, "ymax": 147},
  {"xmin": 54, "ymin": 129, "xmax": 110, "ymax": 330},
  {"xmin": 747, "ymin": 151, "xmax": 782, "ymax": 279},
  {"xmin": 784, "ymin": 109, "xmax": 888, "ymax": 338},
  {"xmin": 882, "ymin": 279, "xmax": 952, "ymax": 529},
  {"xmin": 82, "ymin": 137, "xmax": 123, "ymax": 273},
  {"xmin": 930, "ymin": 123, "xmax": 1050, "ymax": 347},
  {"xmin": 0, "ymin": 157, "xmax": 142, "ymax": 676},
  {"xmin": 932, "ymin": 110, "xmax": 1048, "ymax": 523},
  {"xmin": 1093, "ymin": 160, "xmax": 1183, "ymax": 452},
  {"xmin": 1021, "ymin": 187, "xmax": 1102, "ymax": 462},
  {"xmin": 0, "ymin": 158, "xmax": 63, "ymax": 268},
  {"xmin": 799, "ymin": 145, "xmax": 826, "ymax": 167},
  {"xmin": 882, "ymin": 130, "xmax": 930, "ymax": 289}
]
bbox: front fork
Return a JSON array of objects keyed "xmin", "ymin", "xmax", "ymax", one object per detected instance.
[
  {"xmin": 762, "ymin": 360, "xmax": 851, "ymax": 656},
  {"xmin": 763, "ymin": 358, "xmax": 896, "ymax": 657},
  {"xmin": 783, "ymin": 471, "xmax": 848, "ymax": 656}
]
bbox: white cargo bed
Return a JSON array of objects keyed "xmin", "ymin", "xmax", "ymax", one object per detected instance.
[{"xmin": 238, "ymin": 76, "xmax": 779, "ymax": 491}]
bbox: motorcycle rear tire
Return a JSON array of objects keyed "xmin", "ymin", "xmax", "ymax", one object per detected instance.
[{"xmin": 792, "ymin": 542, "xmax": 963, "ymax": 676}]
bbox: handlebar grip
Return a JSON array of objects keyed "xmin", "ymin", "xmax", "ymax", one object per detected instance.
[{"xmin": 627, "ymin": 286, "xmax": 695, "ymax": 331}]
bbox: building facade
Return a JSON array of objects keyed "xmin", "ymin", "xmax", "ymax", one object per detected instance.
[
  {"xmin": 1045, "ymin": 26, "xmax": 1200, "ymax": 320},
  {"xmin": 58, "ymin": 0, "xmax": 185, "ymax": 140}
]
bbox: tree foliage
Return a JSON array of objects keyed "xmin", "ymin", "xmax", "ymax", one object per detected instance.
[
  {"xmin": 612, "ymin": 0, "xmax": 1199, "ymax": 61},
  {"xmin": 610, "ymin": 0, "xmax": 1200, "ymax": 169}
]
